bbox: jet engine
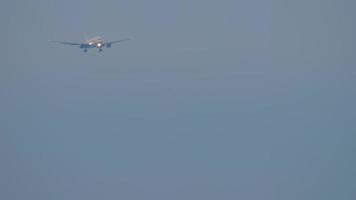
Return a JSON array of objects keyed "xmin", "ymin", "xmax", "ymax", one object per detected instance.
[{"xmin": 96, "ymin": 43, "xmax": 103, "ymax": 48}]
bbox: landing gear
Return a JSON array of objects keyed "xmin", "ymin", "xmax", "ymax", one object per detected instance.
[
  {"xmin": 83, "ymin": 49, "xmax": 88, "ymax": 52},
  {"xmin": 99, "ymin": 48, "xmax": 103, "ymax": 52}
]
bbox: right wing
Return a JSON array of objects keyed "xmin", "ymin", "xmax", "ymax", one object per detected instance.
[
  {"xmin": 50, "ymin": 40, "xmax": 82, "ymax": 45},
  {"xmin": 106, "ymin": 38, "xmax": 132, "ymax": 45}
]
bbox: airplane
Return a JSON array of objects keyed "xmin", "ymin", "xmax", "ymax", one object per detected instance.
[{"xmin": 50, "ymin": 36, "xmax": 131, "ymax": 52}]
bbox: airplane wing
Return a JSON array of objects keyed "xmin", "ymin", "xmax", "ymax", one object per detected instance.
[
  {"xmin": 50, "ymin": 40, "xmax": 82, "ymax": 45},
  {"xmin": 106, "ymin": 38, "xmax": 132, "ymax": 46}
]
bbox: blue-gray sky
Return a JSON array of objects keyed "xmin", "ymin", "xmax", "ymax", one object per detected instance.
[{"xmin": 1, "ymin": 0, "xmax": 356, "ymax": 199}]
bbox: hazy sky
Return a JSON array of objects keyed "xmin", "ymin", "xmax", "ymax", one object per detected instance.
[{"xmin": 1, "ymin": 0, "xmax": 356, "ymax": 200}]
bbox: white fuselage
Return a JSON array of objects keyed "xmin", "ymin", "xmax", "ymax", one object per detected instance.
[{"xmin": 85, "ymin": 36, "xmax": 104, "ymax": 48}]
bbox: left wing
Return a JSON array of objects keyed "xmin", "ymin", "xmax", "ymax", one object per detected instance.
[{"xmin": 50, "ymin": 40, "xmax": 82, "ymax": 45}]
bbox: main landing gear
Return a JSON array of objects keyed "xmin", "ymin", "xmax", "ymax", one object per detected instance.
[{"xmin": 82, "ymin": 48, "xmax": 103, "ymax": 52}]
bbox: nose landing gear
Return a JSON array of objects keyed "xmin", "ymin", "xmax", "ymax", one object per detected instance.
[
  {"xmin": 83, "ymin": 49, "xmax": 88, "ymax": 52},
  {"xmin": 99, "ymin": 49, "xmax": 103, "ymax": 52}
]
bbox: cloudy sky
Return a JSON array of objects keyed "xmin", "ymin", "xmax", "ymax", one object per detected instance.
[{"xmin": 1, "ymin": 0, "xmax": 355, "ymax": 199}]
